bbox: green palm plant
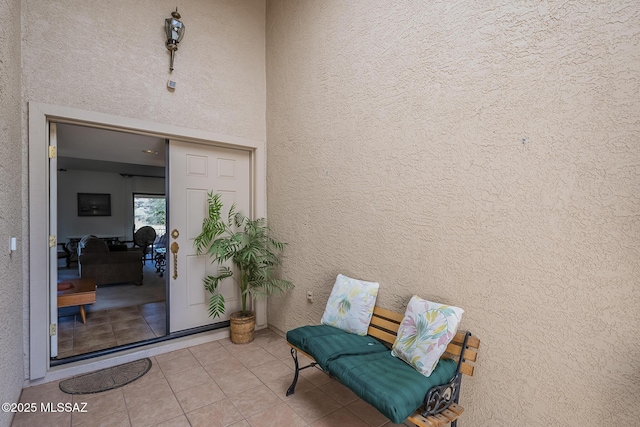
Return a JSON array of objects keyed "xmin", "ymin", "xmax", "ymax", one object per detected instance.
[{"xmin": 194, "ymin": 192, "xmax": 293, "ymax": 318}]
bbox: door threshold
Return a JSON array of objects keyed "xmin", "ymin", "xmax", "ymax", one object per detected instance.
[{"xmin": 28, "ymin": 323, "xmax": 230, "ymax": 388}]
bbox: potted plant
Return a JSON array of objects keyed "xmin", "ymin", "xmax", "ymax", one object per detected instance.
[{"xmin": 194, "ymin": 192, "xmax": 293, "ymax": 343}]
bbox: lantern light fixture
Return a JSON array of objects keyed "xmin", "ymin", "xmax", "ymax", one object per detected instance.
[{"xmin": 165, "ymin": 8, "xmax": 185, "ymax": 72}]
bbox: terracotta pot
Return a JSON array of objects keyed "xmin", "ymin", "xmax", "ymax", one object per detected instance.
[{"xmin": 229, "ymin": 311, "xmax": 256, "ymax": 344}]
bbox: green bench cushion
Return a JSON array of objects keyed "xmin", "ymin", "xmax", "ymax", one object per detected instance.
[
  {"xmin": 328, "ymin": 351, "xmax": 458, "ymax": 424},
  {"xmin": 286, "ymin": 325, "xmax": 343, "ymax": 351},
  {"xmin": 286, "ymin": 325, "xmax": 388, "ymax": 370}
]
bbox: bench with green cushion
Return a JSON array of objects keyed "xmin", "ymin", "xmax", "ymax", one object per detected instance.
[{"xmin": 286, "ymin": 305, "xmax": 480, "ymax": 427}]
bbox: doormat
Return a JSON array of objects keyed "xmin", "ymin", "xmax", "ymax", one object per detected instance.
[{"xmin": 59, "ymin": 358, "xmax": 152, "ymax": 394}]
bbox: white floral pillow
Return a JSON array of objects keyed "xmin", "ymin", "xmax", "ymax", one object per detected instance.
[
  {"xmin": 320, "ymin": 274, "xmax": 380, "ymax": 335},
  {"xmin": 391, "ymin": 296, "xmax": 464, "ymax": 377}
]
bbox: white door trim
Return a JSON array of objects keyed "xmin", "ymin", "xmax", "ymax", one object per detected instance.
[{"xmin": 28, "ymin": 102, "xmax": 267, "ymax": 380}]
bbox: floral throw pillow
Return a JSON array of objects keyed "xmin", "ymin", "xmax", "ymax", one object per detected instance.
[
  {"xmin": 320, "ymin": 274, "xmax": 380, "ymax": 335},
  {"xmin": 392, "ymin": 296, "xmax": 464, "ymax": 377}
]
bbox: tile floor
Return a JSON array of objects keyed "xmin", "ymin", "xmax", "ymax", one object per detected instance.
[
  {"xmin": 56, "ymin": 302, "xmax": 167, "ymax": 359},
  {"xmin": 13, "ymin": 329, "xmax": 411, "ymax": 427}
]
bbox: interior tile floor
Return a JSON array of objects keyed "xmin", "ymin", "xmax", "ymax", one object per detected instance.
[
  {"xmin": 56, "ymin": 302, "xmax": 167, "ymax": 359},
  {"xmin": 13, "ymin": 329, "xmax": 412, "ymax": 427}
]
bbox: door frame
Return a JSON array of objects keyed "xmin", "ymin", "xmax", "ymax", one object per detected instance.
[{"xmin": 28, "ymin": 102, "xmax": 267, "ymax": 380}]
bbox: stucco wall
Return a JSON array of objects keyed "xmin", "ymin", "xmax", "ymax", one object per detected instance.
[
  {"xmin": 266, "ymin": 1, "xmax": 640, "ymax": 426},
  {"xmin": 22, "ymin": 0, "xmax": 266, "ymax": 141},
  {"xmin": 0, "ymin": 0, "xmax": 24, "ymax": 425}
]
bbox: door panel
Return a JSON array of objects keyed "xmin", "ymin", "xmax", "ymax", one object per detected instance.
[
  {"xmin": 49, "ymin": 123, "xmax": 58, "ymax": 358},
  {"xmin": 169, "ymin": 140, "xmax": 251, "ymax": 332}
]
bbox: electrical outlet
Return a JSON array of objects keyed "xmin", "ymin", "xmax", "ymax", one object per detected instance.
[{"xmin": 306, "ymin": 291, "xmax": 313, "ymax": 303}]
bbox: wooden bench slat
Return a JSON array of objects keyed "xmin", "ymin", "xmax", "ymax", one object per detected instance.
[
  {"xmin": 445, "ymin": 342, "xmax": 478, "ymax": 362},
  {"xmin": 450, "ymin": 331, "xmax": 480, "ymax": 349},
  {"xmin": 368, "ymin": 316, "xmax": 401, "ymax": 334},
  {"xmin": 407, "ymin": 412, "xmax": 440, "ymax": 427},
  {"xmin": 367, "ymin": 327, "xmax": 397, "ymax": 345},
  {"xmin": 372, "ymin": 305, "xmax": 404, "ymax": 323},
  {"xmin": 433, "ymin": 413, "xmax": 452, "ymax": 423},
  {"xmin": 440, "ymin": 408, "xmax": 459, "ymax": 422},
  {"xmin": 448, "ymin": 403, "xmax": 464, "ymax": 416},
  {"xmin": 459, "ymin": 362, "xmax": 475, "ymax": 377}
]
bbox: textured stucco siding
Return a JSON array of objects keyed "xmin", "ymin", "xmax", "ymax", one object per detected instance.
[
  {"xmin": 266, "ymin": 1, "xmax": 640, "ymax": 426},
  {"xmin": 0, "ymin": 0, "xmax": 25, "ymax": 425},
  {"xmin": 22, "ymin": 0, "xmax": 266, "ymax": 142}
]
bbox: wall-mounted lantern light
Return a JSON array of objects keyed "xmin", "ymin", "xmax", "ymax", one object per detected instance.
[{"xmin": 165, "ymin": 8, "xmax": 185, "ymax": 72}]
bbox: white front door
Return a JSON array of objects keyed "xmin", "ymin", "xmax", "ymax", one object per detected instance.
[{"xmin": 168, "ymin": 140, "xmax": 251, "ymax": 332}]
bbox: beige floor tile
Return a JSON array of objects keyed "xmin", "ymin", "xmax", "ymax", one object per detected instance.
[
  {"xmin": 149, "ymin": 323, "xmax": 167, "ymax": 337},
  {"xmin": 246, "ymin": 403, "xmax": 308, "ymax": 427},
  {"xmin": 228, "ymin": 384, "xmax": 282, "ymax": 418},
  {"xmin": 11, "ymin": 409, "xmax": 71, "ymax": 427},
  {"xmin": 164, "ymin": 366, "xmax": 211, "ymax": 393},
  {"xmin": 261, "ymin": 342, "xmax": 294, "ymax": 360},
  {"xmin": 345, "ymin": 399, "xmax": 390, "ymax": 427},
  {"xmin": 19, "ymin": 380, "xmax": 72, "ymax": 405},
  {"xmin": 123, "ymin": 376, "xmax": 174, "ymax": 408},
  {"xmin": 249, "ymin": 359, "xmax": 293, "ymax": 384},
  {"xmin": 71, "ymin": 388, "xmax": 126, "ymax": 426},
  {"xmin": 229, "ymin": 420, "xmax": 252, "ymax": 427},
  {"xmin": 310, "ymin": 407, "xmax": 369, "ymax": 427},
  {"xmin": 185, "ymin": 399, "xmax": 244, "ymax": 427},
  {"xmin": 235, "ymin": 348, "xmax": 276, "ymax": 369},
  {"xmin": 58, "ymin": 338, "xmax": 74, "ymax": 353},
  {"xmin": 264, "ymin": 373, "xmax": 315, "ymax": 401},
  {"xmin": 154, "ymin": 348, "xmax": 191, "ymax": 364},
  {"xmin": 202, "ymin": 357, "xmax": 246, "ymax": 379},
  {"xmin": 151, "ymin": 414, "xmax": 191, "ymax": 427},
  {"xmin": 224, "ymin": 342, "xmax": 260, "ymax": 355},
  {"xmin": 110, "ymin": 318, "xmax": 150, "ymax": 332},
  {"xmin": 108, "ymin": 306, "xmax": 142, "ymax": 316},
  {"xmin": 252, "ymin": 331, "xmax": 285, "ymax": 348},
  {"xmin": 299, "ymin": 368, "xmax": 332, "ymax": 387},
  {"xmin": 318, "ymin": 380, "xmax": 359, "ymax": 405},
  {"xmin": 137, "ymin": 302, "xmax": 165, "ymax": 316},
  {"xmin": 174, "ymin": 379, "xmax": 226, "ymax": 413},
  {"xmin": 81, "ymin": 311, "xmax": 111, "ymax": 326},
  {"xmin": 108, "ymin": 310, "xmax": 143, "ymax": 323},
  {"xmin": 74, "ymin": 322, "xmax": 114, "ymax": 338},
  {"xmin": 58, "ymin": 315, "xmax": 76, "ymax": 332},
  {"xmin": 130, "ymin": 357, "xmax": 165, "ymax": 386},
  {"xmin": 142, "ymin": 312, "xmax": 166, "ymax": 324},
  {"xmin": 128, "ymin": 394, "xmax": 183, "ymax": 427},
  {"xmin": 190, "ymin": 344, "xmax": 232, "ymax": 366},
  {"xmin": 214, "ymin": 368, "xmax": 263, "ymax": 396},
  {"xmin": 157, "ymin": 353, "xmax": 201, "ymax": 376},
  {"xmin": 113, "ymin": 326, "xmax": 156, "ymax": 346},
  {"xmin": 285, "ymin": 389, "xmax": 342, "ymax": 423},
  {"xmin": 73, "ymin": 331, "xmax": 116, "ymax": 350},
  {"xmin": 74, "ymin": 408, "xmax": 131, "ymax": 427},
  {"xmin": 59, "ymin": 328, "xmax": 74, "ymax": 341}
]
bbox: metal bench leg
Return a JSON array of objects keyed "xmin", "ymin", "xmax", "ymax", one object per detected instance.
[{"xmin": 286, "ymin": 347, "xmax": 300, "ymax": 396}]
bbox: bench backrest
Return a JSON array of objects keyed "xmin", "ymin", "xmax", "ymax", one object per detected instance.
[{"xmin": 367, "ymin": 306, "xmax": 480, "ymax": 377}]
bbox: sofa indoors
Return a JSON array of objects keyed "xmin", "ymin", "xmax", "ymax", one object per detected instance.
[{"xmin": 78, "ymin": 238, "xmax": 143, "ymax": 286}]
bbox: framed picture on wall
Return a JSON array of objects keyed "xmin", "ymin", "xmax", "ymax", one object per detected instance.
[{"xmin": 77, "ymin": 193, "xmax": 111, "ymax": 216}]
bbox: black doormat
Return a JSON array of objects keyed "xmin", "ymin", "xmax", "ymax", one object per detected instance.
[{"xmin": 59, "ymin": 358, "xmax": 152, "ymax": 394}]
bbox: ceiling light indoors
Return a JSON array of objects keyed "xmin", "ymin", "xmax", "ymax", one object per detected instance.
[{"xmin": 142, "ymin": 149, "xmax": 159, "ymax": 155}]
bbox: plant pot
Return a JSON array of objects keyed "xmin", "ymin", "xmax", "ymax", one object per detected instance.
[{"xmin": 229, "ymin": 311, "xmax": 256, "ymax": 344}]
